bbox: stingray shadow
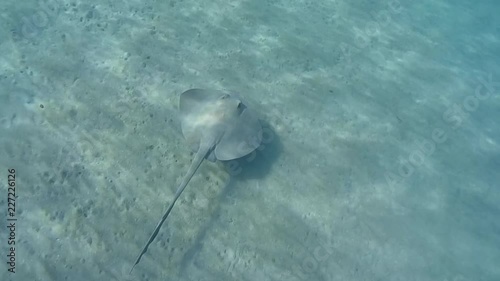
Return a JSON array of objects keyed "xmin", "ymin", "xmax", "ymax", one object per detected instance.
[
  {"xmin": 222, "ymin": 120, "xmax": 282, "ymax": 181},
  {"xmin": 179, "ymin": 120, "xmax": 282, "ymax": 273}
]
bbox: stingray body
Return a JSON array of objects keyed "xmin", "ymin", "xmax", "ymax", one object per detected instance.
[{"xmin": 130, "ymin": 89, "xmax": 262, "ymax": 273}]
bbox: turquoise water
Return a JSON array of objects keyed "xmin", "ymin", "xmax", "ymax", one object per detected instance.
[{"xmin": 0, "ymin": 0, "xmax": 499, "ymax": 280}]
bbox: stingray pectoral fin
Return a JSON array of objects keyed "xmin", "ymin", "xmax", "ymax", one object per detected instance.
[
  {"xmin": 215, "ymin": 109, "xmax": 262, "ymax": 160},
  {"xmin": 129, "ymin": 144, "xmax": 210, "ymax": 274},
  {"xmin": 180, "ymin": 89, "xmax": 226, "ymax": 115},
  {"xmin": 206, "ymin": 150, "xmax": 217, "ymax": 162}
]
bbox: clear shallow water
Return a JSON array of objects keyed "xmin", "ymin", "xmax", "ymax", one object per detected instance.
[{"xmin": 0, "ymin": 0, "xmax": 498, "ymax": 280}]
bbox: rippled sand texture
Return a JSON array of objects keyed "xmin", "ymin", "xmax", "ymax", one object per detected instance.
[{"xmin": 0, "ymin": 0, "xmax": 499, "ymax": 280}]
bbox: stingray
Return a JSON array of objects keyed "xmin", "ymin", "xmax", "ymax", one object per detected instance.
[{"xmin": 130, "ymin": 89, "xmax": 262, "ymax": 273}]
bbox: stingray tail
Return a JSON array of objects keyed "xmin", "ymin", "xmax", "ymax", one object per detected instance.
[{"xmin": 129, "ymin": 145, "xmax": 210, "ymax": 274}]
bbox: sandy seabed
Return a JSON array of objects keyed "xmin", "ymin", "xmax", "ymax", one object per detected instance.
[{"xmin": 0, "ymin": 0, "xmax": 499, "ymax": 280}]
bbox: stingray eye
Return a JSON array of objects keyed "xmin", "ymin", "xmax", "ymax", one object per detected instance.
[
  {"xmin": 220, "ymin": 94, "xmax": 230, "ymax": 100},
  {"xmin": 237, "ymin": 101, "xmax": 242, "ymax": 109}
]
